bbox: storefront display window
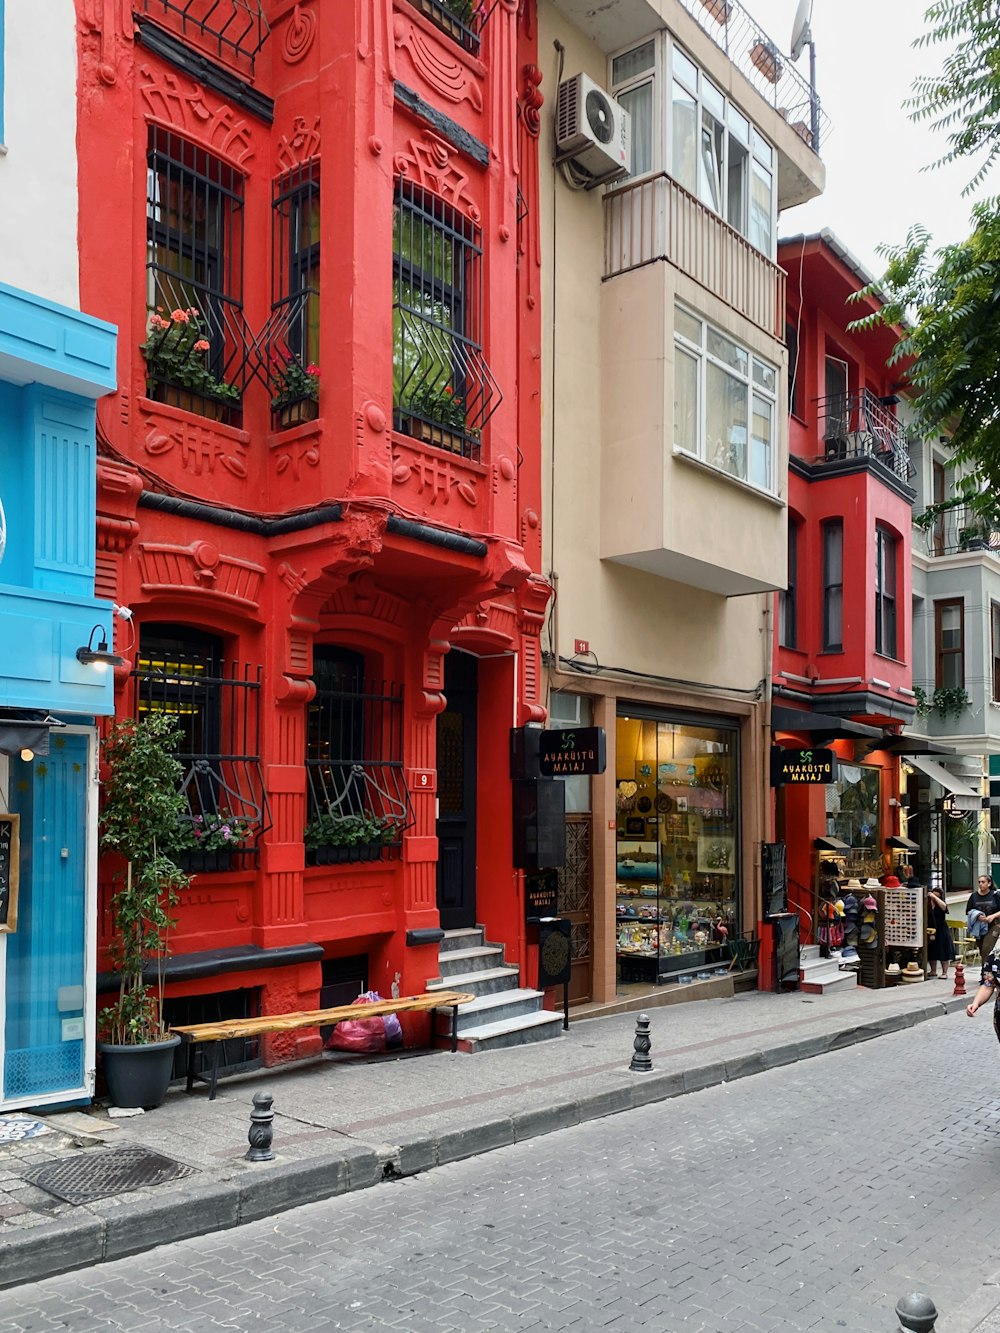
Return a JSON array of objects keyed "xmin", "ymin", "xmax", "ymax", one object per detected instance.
[
  {"xmin": 825, "ymin": 763, "xmax": 880, "ymax": 849},
  {"xmin": 615, "ymin": 712, "xmax": 738, "ymax": 980}
]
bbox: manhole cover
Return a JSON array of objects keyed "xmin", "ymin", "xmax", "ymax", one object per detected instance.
[{"xmin": 24, "ymin": 1147, "xmax": 197, "ymax": 1205}]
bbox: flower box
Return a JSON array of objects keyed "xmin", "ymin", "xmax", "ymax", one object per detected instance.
[
  {"xmin": 275, "ymin": 397, "xmax": 320, "ymax": 431},
  {"xmin": 750, "ymin": 39, "xmax": 783, "ymax": 84},
  {"xmin": 306, "ymin": 842, "xmax": 384, "ymax": 867},
  {"xmin": 176, "ymin": 848, "xmax": 234, "ymax": 873},
  {"xmin": 698, "ymin": 0, "xmax": 731, "ymax": 21}
]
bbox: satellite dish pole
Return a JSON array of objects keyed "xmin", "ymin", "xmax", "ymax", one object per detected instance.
[{"xmin": 789, "ymin": 0, "xmax": 819, "ymax": 152}]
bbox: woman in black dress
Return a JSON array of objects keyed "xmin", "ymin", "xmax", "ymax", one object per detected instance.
[
  {"xmin": 966, "ymin": 875, "xmax": 1000, "ymax": 961},
  {"xmin": 925, "ymin": 884, "xmax": 955, "ymax": 979}
]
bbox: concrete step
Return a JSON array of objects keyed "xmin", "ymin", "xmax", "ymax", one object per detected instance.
[
  {"xmin": 437, "ymin": 946, "xmax": 506, "ymax": 977},
  {"xmin": 427, "ymin": 966, "xmax": 522, "ymax": 997},
  {"xmin": 451, "ymin": 1009, "xmax": 565, "ymax": 1053},
  {"xmin": 439, "ymin": 928, "xmax": 485, "ymax": 954},
  {"xmin": 800, "ymin": 968, "xmax": 858, "ymax": 995},
  {"xmin": 433, "ymin": 987, "xmax": 545, "ymax": 1035}
]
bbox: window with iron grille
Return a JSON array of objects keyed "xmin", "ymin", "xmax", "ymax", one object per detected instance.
[
  {"xmin": 270, "ymin": 161, "xmax": 320, "ymax": 429},
  {"xmin": 410, "ymin": 0, "xmax": 481, "ymax": 57},
  {"xmin": 144, "ymin": 127, "xmax": 246, "ymax": 422},
  {"xmin": 134, "ymin": 625, "xmax": 268, "ymax": 870},
  {"xmin": 393, "ymin": 180, "xmax": 499, "ymax": 461},
  {"xmin": 305, "ymin": 648, "xmax": 412, "ymax": 866}
]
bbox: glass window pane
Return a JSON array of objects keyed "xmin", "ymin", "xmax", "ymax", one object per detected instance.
[
  {"xmin": 727, "ymin": 105, "xmax": 749, "ymax": 142},
  {"xmin": 702, "ymin": 78, "xmax": 724, "ymax": 120},
  {"xmin": 752, "ymin": 129, "xmax": 773, "ymax": 165},
  {"xmin": 671, "ymin": 82, "xmax": 697, "ymax": 193},
  {"xmin": 727, "ymin": 136, "xmax": 748, "ymax": 233},
  {"xmin": 707, "ymin": 363, "xmax": 747, "ymax": 478},
  {"xmin": 753, "ymin": 359, "xmax": 776, "ymax": 393},
  {"xmin": 826, "ymin": 764, "xmax": 880, "ymax": 849},
  {"xmin": 675, "ymin": 305, "xmax": 701, "ymax": 344},
  {"xmin": 699, "ymin": 110, "xmax": 724, "ymax": 212},
  {"xmin": 749, "ymin": 160, "xmax": 772, "ymax": 254},
  {"xmin": 672, "ymin": 46, "xmax": 698, "ymax": 89},
  {"xmin": 674, "ymin": 348, "xmax": 699, "ymax": 452},
  {"xmin": 750, "ymin": 395, "xmax": 772, "ymax": 490},
  {"xmin": 618, "ymin": 82, "xmax": 653, "ymax": 178},
  {"xmin": 707, "ymin": 328, "xmax": 747, "ymax": 374},
  {"xmin": 613, "ymin": 40, "xmax": 655, "ymax": 84}
]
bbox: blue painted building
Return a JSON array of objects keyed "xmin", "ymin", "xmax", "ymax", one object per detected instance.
[{"xmin": 0, "ymin": 280, "xmax": 116, "ymax": 1110}]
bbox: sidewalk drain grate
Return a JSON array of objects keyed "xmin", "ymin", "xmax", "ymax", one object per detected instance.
[{"xmin": 23, "ymin": 1147, "xmax": 197, "ymax": 1205}]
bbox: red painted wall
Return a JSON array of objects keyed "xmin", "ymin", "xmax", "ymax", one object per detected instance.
[{"xmin": 78, "ymin": 0, "xmax": 550, "ymax": 1049}]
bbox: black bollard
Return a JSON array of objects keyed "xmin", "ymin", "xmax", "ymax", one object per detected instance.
[
  {"xmin": 895, "ymin": 1292, "xmax": 937, "ymax": 1332},
  {"xmin": 629, "ymin": 1012, "xmax": 652, "ymax": 1073},
  {"xmin": 245, "ymin": 1090, "xmax": 275, "ymax": 1162}
]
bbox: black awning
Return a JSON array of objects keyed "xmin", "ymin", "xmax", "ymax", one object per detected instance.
[
  {"xmin": 886, "ymin": 835, "xmax": 920, "ymax": 851},
  {"xmin": 0, "ymin": 712, "xmax": 67, "ymax": 757},
  {"xmin": 874, "ymin": 734, "xmax": 957, "ymax": 756},
  {"xmin": 814, "ymin": 835, "xmax": 852, "ymax": 852},
  {"xmin": 772, "ymin": 705, "xmax": 882, "ymax": 741}
]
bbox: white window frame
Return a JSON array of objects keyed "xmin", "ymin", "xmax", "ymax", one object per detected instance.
[
  {"xmin": 673, "ymin": 303, "xmax": 778, "ymax": 495},
  {"xmin": 610, "ymin": 33, "xmax": 777, "ymax": 257}
]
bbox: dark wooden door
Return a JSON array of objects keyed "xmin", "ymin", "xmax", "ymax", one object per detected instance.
[{"xmin": 436, "ymin": 651, "xmax": 478, "ymax": 930}]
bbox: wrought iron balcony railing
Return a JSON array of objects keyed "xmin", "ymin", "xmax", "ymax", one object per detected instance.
[
  {"xmin": 816, "ymin": 390, "xmax": 912, "ymax": 484},
  {"xmin": 410, "ymin": 0, "xmax": 482, "ymax": 56},
  {"xmin": 139, "ymin": 0, "xmax": 269, "ymax": 75},
  {"xmin": 677, "ymin": 0, "xmax": 830, "ymax": 153},
  {"xmin": 915, "ymin": 503, "xmax": 1000, "ymax": 558}
]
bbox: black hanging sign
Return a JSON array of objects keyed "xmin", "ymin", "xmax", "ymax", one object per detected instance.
[
  {"xmin": 761, "ymin": 841, "xmax": 788, "ymax": 918},
  {"xmin": 770, "ymin": 747, "xmax": 837, "ymax": 786},
  {"xmin": 538, "ymin": 917, "xmax": 572, "ymax": 988},
  {"xmin": 525, "ymin": 869, "xmax": 559, "ymax": 923},
  {"xmin": 0, "ymin": 814, "xmax": 20, "ymax": 933},
  {"xmin": 538, "ymin": 727, "xmax": 607, "ymax": 776}
]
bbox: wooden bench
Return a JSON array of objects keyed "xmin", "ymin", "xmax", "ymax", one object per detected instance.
[{"xmin": 170, "ymin": 990, "xmax": 475, "ymax": 1100}]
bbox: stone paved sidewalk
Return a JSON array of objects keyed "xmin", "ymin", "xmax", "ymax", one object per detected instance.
[{"xmin": 0, "ymin": 978, "xmax": 976, "ymax": 1294}]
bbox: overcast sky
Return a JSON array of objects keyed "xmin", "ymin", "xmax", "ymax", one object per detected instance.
[{"xmin": 745, "ymin": 0, "xmax": 990, "ymax": 280}]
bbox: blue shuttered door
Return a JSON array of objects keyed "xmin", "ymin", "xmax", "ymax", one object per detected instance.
[{"xmin": 4, "ymin": 733, "xmax": 88, "ymax": 1100}]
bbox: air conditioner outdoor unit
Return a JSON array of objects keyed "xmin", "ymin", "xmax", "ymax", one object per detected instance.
[{"xmin": 555, "ymin": 72, "xmax": 631, "ymax": 184}]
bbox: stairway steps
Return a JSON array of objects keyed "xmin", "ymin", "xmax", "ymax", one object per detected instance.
[
  {"xmin": 433, "ymin": 987, "xmax": 545, "ymax": 1034},
  {"xmin": 439, "ymin": 928, "xmax": 485, "ymax": 954},
  {"xmin": 800, "ymin": 968, "xmax": 858, "ymax": 995},
  {"xmin": 428, "ymin": 966, "xmax": 522, "ymax": 997},
  {"xmin": 431, "ymin": 929, "xmax": 563, "ymax": 1049},
  {"xmin": 451, "ymin": 1009, "xmax": 565, "ymax": 1053},
  {"xmin": 436, "ymin": 946, "xmax": 506, "ymax": 976}
]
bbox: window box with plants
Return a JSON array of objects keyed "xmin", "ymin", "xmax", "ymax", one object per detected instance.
[
  {"xmin": 97, "ymin": 714, "xmax": 192, "ymax": 1110},
  {"xmin": 270, "ymin": 354, "xmax": 320, "ymax": 430},
  {"xmin": 176, "ymin": 810, "xmax": 255, "ymax": 873},
  {"xmin": 142, "ymin": 308, "xmax": 241, "ymax": 420},
  {"xmin": 397, "ymin": 381, "xmax": 478, "ymax": 455},
  {"xmin": 749, "ymin": 38, "xmax": 783, "ymax": 84},
  {"xmin": 304, "ymin": 811, "xmax": 403, "ymax": 866},
  {"xmin": 914, "ymin": 685, "xmax": 971, "ymax": 721}
]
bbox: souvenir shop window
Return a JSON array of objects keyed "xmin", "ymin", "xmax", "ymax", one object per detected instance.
[{"xmin": 825, "ymin": 763, "xmax": 880, "ymax": 850}]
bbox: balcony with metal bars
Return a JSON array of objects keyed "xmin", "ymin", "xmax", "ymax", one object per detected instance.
[
  {"xmin": 816, "ymin": 391, "xmax": 913, "ymax": 487},
  {"xmin": 915, "ymin": 503, "xmax": 1000, "ymax": 559},
  {"xmin": 138, "ymin": 0, "xmax": 269, "ymax": 77},
  {"xmin": 407, "ymin": 0, "xmax": 483, "ymax": 56}
]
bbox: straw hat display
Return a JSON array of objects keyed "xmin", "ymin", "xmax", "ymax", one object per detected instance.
[{"xmin": 900, "ymin": 961, "xmax": 924, "ymax": 983}]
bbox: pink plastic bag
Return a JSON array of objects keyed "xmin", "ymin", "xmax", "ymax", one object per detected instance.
[{"xmin": 326, "ymin": 991, "xmax": 401, "ymax": 1053}]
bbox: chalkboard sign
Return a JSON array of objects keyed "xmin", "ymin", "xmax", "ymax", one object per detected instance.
[
  {"xmin": 761, "ymin": 841, "xmax": 788, "ymax": 918},
  {"xmin": 0, "ymin": 814, "xmax": 20, "ymax": 933}
]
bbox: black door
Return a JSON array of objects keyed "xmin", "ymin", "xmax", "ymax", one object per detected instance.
[{"xmin": 436, "ymin": 650, "xmax": 478, "ymax": 930}]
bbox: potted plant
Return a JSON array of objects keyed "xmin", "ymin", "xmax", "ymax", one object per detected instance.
[
  {"xmin": 749, "ymin": 37, "xmax": 783, "ymax": 84},
  {"xmin": 698, "ymin": 0, "xmax": 731, "ymax": 21},
  {"xmin": 178, "ymin": 809, "xmax": 254, "ymax": 873},
  {"xmin": 399, "ymin": 381, "xmax": 478, "ymax": 452},
  {"xmin": 141, "ymin": 307, "xmax": 241, "ymax": 417},
  {"xmin": 270, "ymin": 354, "xmax": 320, "ymax": 429},
  {"xmin": 304, "ymin": 810, "xmax": 402, "ymax": 865},
  {"xmin": 97, "ymin": 714, "xmax": 192, "ymax": 1109}
]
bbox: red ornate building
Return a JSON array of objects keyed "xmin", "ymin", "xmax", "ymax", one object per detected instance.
[{"xmin": 77, "ymin": 0, "xmax": 552, "ymax": 1058}]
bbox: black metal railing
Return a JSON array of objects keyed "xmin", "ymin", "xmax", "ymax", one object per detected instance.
[
  {"xmin": 677, "ymin": 0, "xmax": 830, "ymax": 153},
  {"xmin": 915, "ymin": 503, "xmax": 1000, "ymax": 558},
  {"xmin": 410, "ymin": 0, "xmax": 481, "ymax": 56},
  {"xmin": 305, "ymin": 679, "xmax": 412, "ymax": 866},
  {"xmin": 140, "ymin": 0, "xmax": 269, "ymax": 75},
  {"xmin": 268, "ymin": 160, "xmax": 321, "ymax": 430},
  {"xmin": 145, "ymin": 127, "xmax": 252, "ymax": 424},
  {"xmin": 134, "ymin": 655, "xmax": 269, "ymax": 870},
  {"xmin": 816, "ymin": 390, "xmax": 912, "ymax": 483}
]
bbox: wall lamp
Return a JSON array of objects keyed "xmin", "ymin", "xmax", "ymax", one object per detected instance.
[{"xmin": 76, "ymin": 624, "xmax": 124, "ymax": 672}]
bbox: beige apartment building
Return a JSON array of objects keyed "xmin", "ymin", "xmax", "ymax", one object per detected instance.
[{"xmin": 538, "ymin": 0, "xmax": 826, "ymax": 1003}]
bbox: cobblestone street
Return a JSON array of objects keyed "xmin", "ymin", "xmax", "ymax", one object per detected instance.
[{"xmin": 1, "ymin": 1006, "xmax": 995, "ymax": 1332}]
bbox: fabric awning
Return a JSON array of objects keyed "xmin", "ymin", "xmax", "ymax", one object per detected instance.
[
  {"xmin": 772, "ymin": 705, "xmax": 882, "ymax": 741},
  {"xmin": 904, "ymin": 754, "xmax": 983, "ymax": 810},
  {"xmin": 0, "ymin": 713, "xmax": 66, "ymax": 757},
  {"xmin": 886, "ymin": 835, "xmax": 920, "ymax": 851},
  {"xmin": 814, "ymin": 835, "xmax": 852, "ymax": 852}
]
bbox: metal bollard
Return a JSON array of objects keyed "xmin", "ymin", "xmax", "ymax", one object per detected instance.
[
  {"xmin": 245, "ymin": 1090, "xmax": 275, "ymax": 1162},
  {"xmin": 953, "ymin": 963, "xmax": 966, "ymax": 997},
  {"xmin": 629, "ymin": 1012, "xmax": 653, "ymax": 1073},
  {"xmin": 895, "ymin": 1292, "xmax": 937, "ymax": 1332}
]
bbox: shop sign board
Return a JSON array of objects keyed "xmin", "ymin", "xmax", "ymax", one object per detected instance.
[
  {"xmin": 538, "ymin": 727, "xmax": 607, "ymax": 776},
  {"xmin": 0, "ymin": 813, "xmax": 20, "ymax": 933},
  {"xmin": 525, "ymin": 869, "xmax": 559, "ymax": 923},
  {"xmin": 537, "ymin": 917, "xmax": 572, "ymax": 988},
  {"xmin": 770, "ymin": 747, "xmax": 837, "ymax": 786},
  {"xmin": 761, "ymin": 841, "xmax": 788, "ymax": 917}
]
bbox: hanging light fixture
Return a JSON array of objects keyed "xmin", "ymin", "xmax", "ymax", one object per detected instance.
[{"xmin": 75, "ymin": 624, "xmax": 125, "ymax": 671}]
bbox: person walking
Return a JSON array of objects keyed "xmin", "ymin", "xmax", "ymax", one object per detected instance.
[
  {"xmin": 966, "ymin": 875, "xmax": 1000, "ymax": 961},
  {"xmin": 925, "ymin": 884, "xmax": 955, "ymax": 979},
  {"xmin": 966, "ymin": 943, "xmax": 1000, "ymax": 1045}
]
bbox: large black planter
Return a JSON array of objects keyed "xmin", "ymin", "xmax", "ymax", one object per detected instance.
[
  {"xmin": 176, "ymin": 849, "xmax": 234, "ymax": 873},
  {"xmin": 306, "ymin": 842, "xmax": 384, "ymax": 866},
  {"xmin": 98, "ymin": 1034, "xmax": 181, "ymax": 1110}
]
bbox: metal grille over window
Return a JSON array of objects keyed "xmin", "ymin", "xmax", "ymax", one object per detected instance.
[
  {"xmin": 268, "ymin": 160, "xmax": 321, "ymax": 430},
  {"xmin": 139, "ymin": 0, "xmax": 269, "ymax": 75},
  {"xmin": 134, "ymin": 640, "xmax": 269, "ymax": 871},
  {"xmin": 144, "ymin": 127, "xmax": 249, "ymax": 423},
  {"xmin": 393, "ymin": 180, "xmax": 500, "ymax": 462},
  {"xmin": 305, "ymin": 653, "xmax": 412, "ymax": 867},
  {"xmin": 411, "ymin": 0, "xmax": 483, "ymax": 56}
]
